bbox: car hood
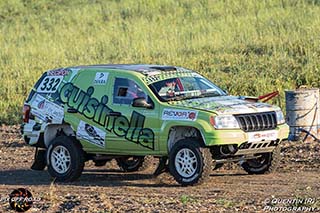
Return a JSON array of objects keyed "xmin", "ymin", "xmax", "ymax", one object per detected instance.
[{"xmin": 168, "ymin": 96, "xmax": 280, "ymax": 115}]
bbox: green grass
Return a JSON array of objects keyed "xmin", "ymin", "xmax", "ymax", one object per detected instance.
[
  {"xmin": 180, "ymin": 194, "xmax": 196, "ymax": 205},
  {"xmin": 1, "ymin": 0, "xmax": 320, "ymax": 124}
]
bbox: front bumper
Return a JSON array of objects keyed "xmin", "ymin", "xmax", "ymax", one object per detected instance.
[{"xmin": 204, "ymin": 123, "xmax": 289, "ymax": 147}]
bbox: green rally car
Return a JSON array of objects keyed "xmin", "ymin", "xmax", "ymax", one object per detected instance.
[{"xmin": 22, "ymin": 64, "xmax": 289, "ymax": 186}]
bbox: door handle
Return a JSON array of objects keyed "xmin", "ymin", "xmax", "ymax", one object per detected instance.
[
  {"xmin": 67, "ymin": 108, "xmax": 78, "ymax": 113},
  {"xmin": 109, "ymin": 112, "xmax": 122, "ymax": 116}
]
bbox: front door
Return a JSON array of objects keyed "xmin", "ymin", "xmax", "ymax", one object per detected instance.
[{"xmin": 105, "ymin": 76, "xmax": 160, "ymax": 154}]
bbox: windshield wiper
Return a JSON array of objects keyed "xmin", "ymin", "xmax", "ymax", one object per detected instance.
[
  {"xmin": 178, "ymin": 95, "xmax": 205, "ymax": 100},
  {"xmin": 166, "ymin": 95, "xmax": 186, "ymax": 101},
  {"xmin": 177, "ymin": 93, "xmax": 221, "ymax": 101},
  {"xmin": 166, "ymin": 91, "xmax": 222, "ymax": 101}
]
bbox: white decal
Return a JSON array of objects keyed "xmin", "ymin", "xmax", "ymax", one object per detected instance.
[
  {"xmin": 47, "ymin": 69, "xmax": 70, "ymax": 76},
  {"xmin": 30, "ymin": 95, "xmax": 46, "ymax": 121},
  {"xmin": 77, "ymin": 121, "xmax": 106, "ymax": 148},
  {"xmin": 93, "ymin": 72, "xmax": 109, "ymax": 85},
  {"xmin": 248, "ymin": 130, "xmax": 278, "ymax": 142},
  {"xmin": 44, "ymin": 101, "xmax": 64, "ymax": 123},
  {"xmin": 37, "ymin": 76, "xmax": 63, "ymax": 93},
  {"xmin": 162, "ymin": 108, "xmax": 198, "ymax": 121},
  {"xmin": 31, "ymin": 95, "xmax": 64, "ymax": 123}
]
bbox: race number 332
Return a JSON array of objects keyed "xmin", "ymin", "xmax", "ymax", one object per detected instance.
[{"xmin": 37, "ymin": 76, "xmax": 63, "ymax": 93}]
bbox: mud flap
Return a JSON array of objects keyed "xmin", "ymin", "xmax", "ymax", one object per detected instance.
[
  {"xmin": 153, "ymin": 157, "xmax": 168, "ymax": 176},
  {"xmin": 31, "ymin": 148, "xmax": 47, "ymax": 170}
]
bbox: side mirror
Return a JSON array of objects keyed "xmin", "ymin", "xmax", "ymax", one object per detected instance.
[{"xmin": 132, "ymin": 97, "xmax": 154, "ymax": 109}]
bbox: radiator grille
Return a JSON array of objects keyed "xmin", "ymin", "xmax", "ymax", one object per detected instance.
[{"xmin": 235, "ymin": 112, "xmax": 277, "ymax": 132}]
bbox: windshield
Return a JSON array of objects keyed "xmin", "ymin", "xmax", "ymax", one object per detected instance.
[{"xmin": 149, "ymin": 76, "xmax": 227, "ymax": 101}]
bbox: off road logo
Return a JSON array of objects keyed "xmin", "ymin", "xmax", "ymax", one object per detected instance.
[
  {"xmin": 8, "ymin": 188, "xmax": 35, "ymax": 212},
  {"xmin": 162, "ymin": 109, "xmax": 198, "ymax": 121},
  {"xmin": 59, "ymin": 83, "xmax": 154, "ymax": 149}
]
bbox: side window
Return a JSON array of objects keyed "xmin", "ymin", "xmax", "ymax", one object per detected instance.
[{"xmin": 113, "ymin": 78, "xmax": 147, "ymax": 105}]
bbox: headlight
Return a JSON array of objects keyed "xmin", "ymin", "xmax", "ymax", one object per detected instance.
[
  {"xmin": 211, "ymin": 115, "xmax": 240, "ymax": 129},
  {"xmin": 275, "ymin": 110, "xmax": 285, "ymax": 124}
]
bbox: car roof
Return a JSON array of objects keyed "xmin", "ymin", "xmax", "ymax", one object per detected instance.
[{"xmin": 67, "ymin": 64, "xmax": 193, "ymax": 75}]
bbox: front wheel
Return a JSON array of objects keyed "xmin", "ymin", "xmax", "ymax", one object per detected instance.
[
  {"xmin": 240, "ymin": 145, "xmax": 281, "ymax": 174},
  {"xmin": 46, "ymin": 136, "xmax": 85, "ymax": 182},
  {"xmin": 169, "ymin": 139, "xmax": 211, "ymax": 186}
]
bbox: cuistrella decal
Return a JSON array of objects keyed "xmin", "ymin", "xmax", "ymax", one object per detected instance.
[{"xmin": 59, "ymin": 83, "xmax": 155, "ymax": 150}]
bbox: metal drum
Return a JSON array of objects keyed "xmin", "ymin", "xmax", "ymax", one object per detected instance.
[{"xmin": 285, "ymin": 88, "xmax": 320, "ymax": 141}]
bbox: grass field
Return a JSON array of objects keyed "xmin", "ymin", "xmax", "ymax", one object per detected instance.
[{"xmin": 1, "ymin": 0, "xmax": 320, "ymax": 124}]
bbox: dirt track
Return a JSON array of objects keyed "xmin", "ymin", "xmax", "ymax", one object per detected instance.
[{"xmin": 1, "ymin": 125, "xmax": 320, "ymax": 212}]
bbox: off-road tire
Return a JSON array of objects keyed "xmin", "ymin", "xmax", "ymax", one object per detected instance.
[
  {"xmin": 241, "ymin": 145, "xmax": 281, "ymax": 174},
  {"xmin": 46, "ymin": 136, "xmax": 85, "ymax": 182},
  {"xmin": 116, "ymin": 156, "xmax": 153, "ymax": 172},
  {"xmin": 168, "ymin": 139, "xmax": 211, "ymax": 186}
]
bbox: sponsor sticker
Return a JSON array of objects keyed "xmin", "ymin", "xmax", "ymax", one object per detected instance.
[
  {"xmin": 77, "ymin": 121, "xmax": 106, "ymax": 148},
  {"xmin": 162, "ymin": 109, "xmax": 198, "ymax": 121},
  {"xmin": 93, "ymin": 72, "xmax": 109, "ymax": 85},
  {"xmin": 248, "ymin": 130, "xmax": 278, "ymax": 142},
  {"xmin": 47, "ymin": 69, "xmax": 70, "ymax": 76},
  {"xmin": 31, "ymin": 95, "xmax": 64, "ymax": 123}
]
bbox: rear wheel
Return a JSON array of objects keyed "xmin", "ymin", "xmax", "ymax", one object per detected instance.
[
  {"xmin": 241, "ymin": 145, "xmax": 281, "ymax": 174},
  {"xmin": 46, "ymin": 136, "xmax": 85, "ymax": 182},
  {"xmin": 169, "ymin": 139, "xmax": 211, "ymax": 186}
]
